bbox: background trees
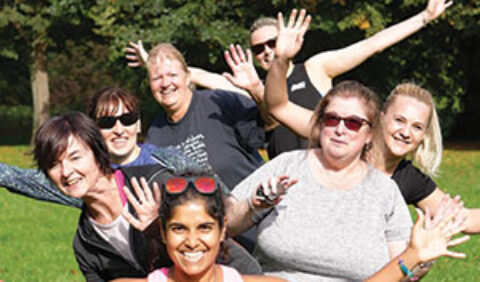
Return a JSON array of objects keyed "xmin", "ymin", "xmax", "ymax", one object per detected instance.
[{"xmin": 1, "ymin": 0, "xmax": 479, "ymax": 143}]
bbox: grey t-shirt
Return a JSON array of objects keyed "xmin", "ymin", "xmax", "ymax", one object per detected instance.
[{"xmin": 232, "ymin": 150, "xmax": 412, "ymax": 281}]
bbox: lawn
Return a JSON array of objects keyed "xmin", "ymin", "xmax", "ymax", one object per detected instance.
[{"xmin": 0, "ymin": 144, "xmax": 479, "ymax": 281}]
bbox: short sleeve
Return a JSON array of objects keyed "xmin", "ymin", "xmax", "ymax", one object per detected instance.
[
  {"xmin": 212, "ymin": 90, "xmax": 265, "ymax": 151},
  {"xmin": 147, "ymin": 268, "xmax": 169, "ymax": 282},
  {"xmin": 392, "ymin": 160, "xmax": 437, "ymax": 205},
  {"xmin": 384, "ymin": 180, "xmax": 413, "ymax": 242}
]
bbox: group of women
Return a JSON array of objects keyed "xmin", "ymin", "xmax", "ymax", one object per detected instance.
[{"xmin": 2, "ymin": 1, "xmax": 478, "ymax": 281}]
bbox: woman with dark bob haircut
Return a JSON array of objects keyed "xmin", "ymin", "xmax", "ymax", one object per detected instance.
[{"xmin": 33, "ymin": 111, "xmax": 174, "ymax": 281}]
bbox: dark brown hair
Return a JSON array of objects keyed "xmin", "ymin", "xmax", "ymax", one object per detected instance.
[
  {"xmin": 33, "ymin": 111, "xmax": 113, "ymax": 176},
  {"xmin": 88, "ymin": 86, "xmax": 139, "ymax": 119}
]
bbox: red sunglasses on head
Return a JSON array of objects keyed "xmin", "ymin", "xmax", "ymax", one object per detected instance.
[
  {"xmin": 251, "ymin": 38, "xmax": 277, "ymax": 55},
  {"xmin": 322, "ymin": 112, "xmax": 371, "ymax": 132},
  {"xmin": 164, "ymin": 176, "xmax": 218, "ymax": 195}
]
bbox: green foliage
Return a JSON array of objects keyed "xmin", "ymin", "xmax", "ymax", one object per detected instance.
[
  {"xmin": 0, "ymin": 0, "xmax": 479, "ymax": 138},
  {"xmin": 0, "ymin": 105, "xmax": 32, "ymax": 144}
]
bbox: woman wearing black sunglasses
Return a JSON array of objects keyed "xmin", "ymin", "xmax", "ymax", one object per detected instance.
[
  {"xmin": 0, "ymin": 86, "xmax": 191, "ymax": 208},
  {"xmin": 126, "ymin": 0, "xmax": 451, "ymax": 160}
]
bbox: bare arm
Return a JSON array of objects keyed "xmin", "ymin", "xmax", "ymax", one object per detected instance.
[
  {"xmin": 125, "ymin": 40, "xmax": 254, "ymax": 97},
  {"xmin": 417, "ymin": 188, "xmax": 480, "ymax": 234},
  {"xmin": 305, "ymin": 0, "xmax": 453, "ymax": 83},
  {"xmin": 366, "ymin": 206, "xmax": 469, "ymax": 282},
  {"xmin": 264, "ymin": 9, "xmax": 314, "ymax": 138},
  {"xmin": 189, "ymin": 66, "xmax": 250, "ymax": 96},
  {"xmin": 227, "ymin": 176, "xmax": 297, "ymax": 237}
]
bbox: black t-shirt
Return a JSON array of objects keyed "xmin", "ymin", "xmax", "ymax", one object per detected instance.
[
  {"xmin": 391, "ymin": 159, "xmax": 437, "ymax": 205},
  {"xmin": 146, "ymin": 89, "xmax": 265, "ymax": 189},
  {"xmin": 267, "ymin": 64, "xmax": 323, "ymax": 159}
]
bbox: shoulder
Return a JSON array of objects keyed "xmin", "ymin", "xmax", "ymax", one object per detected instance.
[
  {"xmin": 147, "ymin": 268, "xmax": 169, "ymax": 282},
  {"xmin": 220, "ymin": 265, "xmax": 243, "ymax": 281},
  {"xmin": 364, "ymin": 165, "xmax": 402, "ymax": 198}
]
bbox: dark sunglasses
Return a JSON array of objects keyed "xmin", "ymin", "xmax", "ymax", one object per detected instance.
[
  {"xmin": 96, "ymin": 112, "xmax": 139, "ymax": 129},
  {"xmin": 251, "ymin": 38, "xmax": 276, "ymax": 55},
  {"xmin": 164, "ymin": 176, "xmax": 218, "ymax": 195},
  {"xmin": 323, "ymin": 113, "xmax": 371, "ymax": 132}
]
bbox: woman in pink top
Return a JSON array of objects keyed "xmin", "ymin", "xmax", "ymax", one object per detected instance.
[{"xmin": 115, "ymin": 171, "xmax": 284, "ymax": 282}]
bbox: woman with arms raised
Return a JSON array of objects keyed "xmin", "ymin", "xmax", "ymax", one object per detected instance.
[{"xmin": 264, "ymin": 10, "xmax": 480, "ymax": 235}]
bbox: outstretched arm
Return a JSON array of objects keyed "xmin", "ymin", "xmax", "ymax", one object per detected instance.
[
  {"xmin": 125, "ymin": 40, "xmax": 251, "ymax": 96},
  {"xmin": 305, "ymin": 0, "xmax": 453, "ymax": 87},
  {"xmin": 418, "ymin": 188, "xmax": 480, "ymax": 234},
  {"xmin": 0, "ymin": 163, "xmax": 82, "ymax": 208},
  {"xmin": 222, "ymin": 44, "xmax": 277, "ymax": 129},
  {"xmin": 264, "ymin": 9, "xmax": 314, "ymax": 138},
  {"xmin": 366, "ymin": 202, "xmax": 469, "ymax": 282}
]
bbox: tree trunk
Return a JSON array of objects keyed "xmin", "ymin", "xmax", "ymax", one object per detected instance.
[{"xmin": 31, "ymin": 42, "xmax": 50, "ymax": 143}]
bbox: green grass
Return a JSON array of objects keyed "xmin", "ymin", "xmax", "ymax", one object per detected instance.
[
  {"xmin": 0, "ymin": 146, "xmax": 82, "ymax": 282},
  {"xmin": 0, "ymin": 145, "xmax": 479, "ymax": 281}
]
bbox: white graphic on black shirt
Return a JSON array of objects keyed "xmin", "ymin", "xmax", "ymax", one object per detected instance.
[{"xmin": 175, "ymin": 134, "xmax": 211, "ymax": 170}]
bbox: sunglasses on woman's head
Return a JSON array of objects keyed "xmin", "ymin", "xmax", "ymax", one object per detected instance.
[
  {"xmin": 165, "ymin": 176, "xmax": 218, "ymax": 195},
  {"xmin": 251, "ymin": 38, "xmax": 276, "ymax": 55},
  {"xmin": 322, "ymin": 112, "xmax": 371, "ymax": 132},
  {"xmin": 96, "ymin": 112, "xmax": 139, "ymax": 129}
]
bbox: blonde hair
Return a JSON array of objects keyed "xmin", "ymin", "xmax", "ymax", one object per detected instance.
[
  {"xmin": 249, "ymin": 17, "xmax": 277, "ymax": 34},
  {"xmin": 383, "ymin": 83, "xmax": 442, "ymax": 176},
  {"xmin": 147, "ymin": 43, "xmax": 189, "ymax": 74},
  {"xmin": 309, "ymin": 81, "xmax": 380, "ymax": 161}
]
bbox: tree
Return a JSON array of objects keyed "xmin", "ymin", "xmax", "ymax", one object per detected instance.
[{"xmin": 0, "ymin": 1, "xmax": 90, "ymax": 140}]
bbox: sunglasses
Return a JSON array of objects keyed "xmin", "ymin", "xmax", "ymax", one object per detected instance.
[
  {"xmin": 164, "ymin": 176, "xmax": 218, "ymax": 195},
  {"xmin": 96, "ymin": 112, "xmax": 139, "ymax": 129},
  {"xmin": 251, "ymin": 38, "xmax": 276, "ymax": 55},
  {"xmin": 323, "ymin": 113, "xmax": 371, "ymax": 132}
]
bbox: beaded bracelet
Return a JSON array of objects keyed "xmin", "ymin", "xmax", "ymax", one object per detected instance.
[{"xmin": 398, "ymin": 259, "xmax": 419, "ymax": 281}]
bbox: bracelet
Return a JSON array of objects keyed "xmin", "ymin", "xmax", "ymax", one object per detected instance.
[{"xmin": 398, "ymin": 259, "xmax": 419, "ymax": 281}]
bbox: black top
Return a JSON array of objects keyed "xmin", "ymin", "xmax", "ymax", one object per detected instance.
[
  {"xmin": 73, "ymin": 165, "xmax": 172, "ymax": 281},
  {"xmin": 267, "ymin": 64, "xmax": 323, "ymax": 159},
  {"xmin": 146, "ymin": 89, "xmax": 265, "ymax": 189},
  {"xmin": 391, "ymin": 159, "xmax": 437, "ymax": 205}
]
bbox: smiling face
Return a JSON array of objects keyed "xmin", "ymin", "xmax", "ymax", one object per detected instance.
[
  {"xmin": 148, "ymin": 57, "xmax": 192, "ymax": 118},
  {"xmin": 47, "ymin": 135, "xmax": 102, "ymax": 199},
  {"xmin": 163, "ymin": 199, "xmax": 225, "ymax": 280},
  {"xmin": 381, "ymin": 95, "xmax": 431, "ymax": 158},
  {"xmin": 319, "ymin": 96, "xmax": 372, "ymax": 165},
  {"xmin": 250, "ymin": 25, "xmax": 278, "ymax": 71},
  {"xmin": 97, "ymin": 103, "xmax": 140, "ymax": 165}
]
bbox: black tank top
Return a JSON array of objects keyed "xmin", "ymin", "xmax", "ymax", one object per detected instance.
[{"xmin": 266, "ymin": 64, "xmax": 322, "ymax": 159}]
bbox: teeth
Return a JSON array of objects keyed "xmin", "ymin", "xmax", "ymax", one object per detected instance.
[
  {"xmin": 182, "ymin": 251, "xmax": 204, "ymax": 262},
  {"xmin": 65, "ymin": 179, "xmax": 80, "ymax": 186}
]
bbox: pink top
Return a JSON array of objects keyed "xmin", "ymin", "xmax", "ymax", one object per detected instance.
[
  {"xmin": 114, "ymin": 170, "xmax": 127, "ymax": 206},
  {"xmin": 147, "ymin": 265, "xmax": 243, "ymax": 282}
]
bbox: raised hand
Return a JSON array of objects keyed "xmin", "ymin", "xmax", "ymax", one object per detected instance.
[
  {"xmin": 125, "ymin": 40, "xmax": 149, "ymax": 68},
  {"xmin": 275, "ymin": 9, "xmax": 311, "ymax": 60},
  {"xmin": 250, "ymin": 175, "xmax": 297, "ymax": 209},
  {"xmin": 122, "ymin": 177, "xmax": 161, "ymax": 231},
  {"xmin": 222, "ymin": 44, "xmax": 263, "ymax": 100},
  {"xmin": 425, "ymin": 0, "xmax": 453, "ymax": 23},
  {"xmin": 411, "ymin": 205, "xmax": 469, "ymax": 263}
]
